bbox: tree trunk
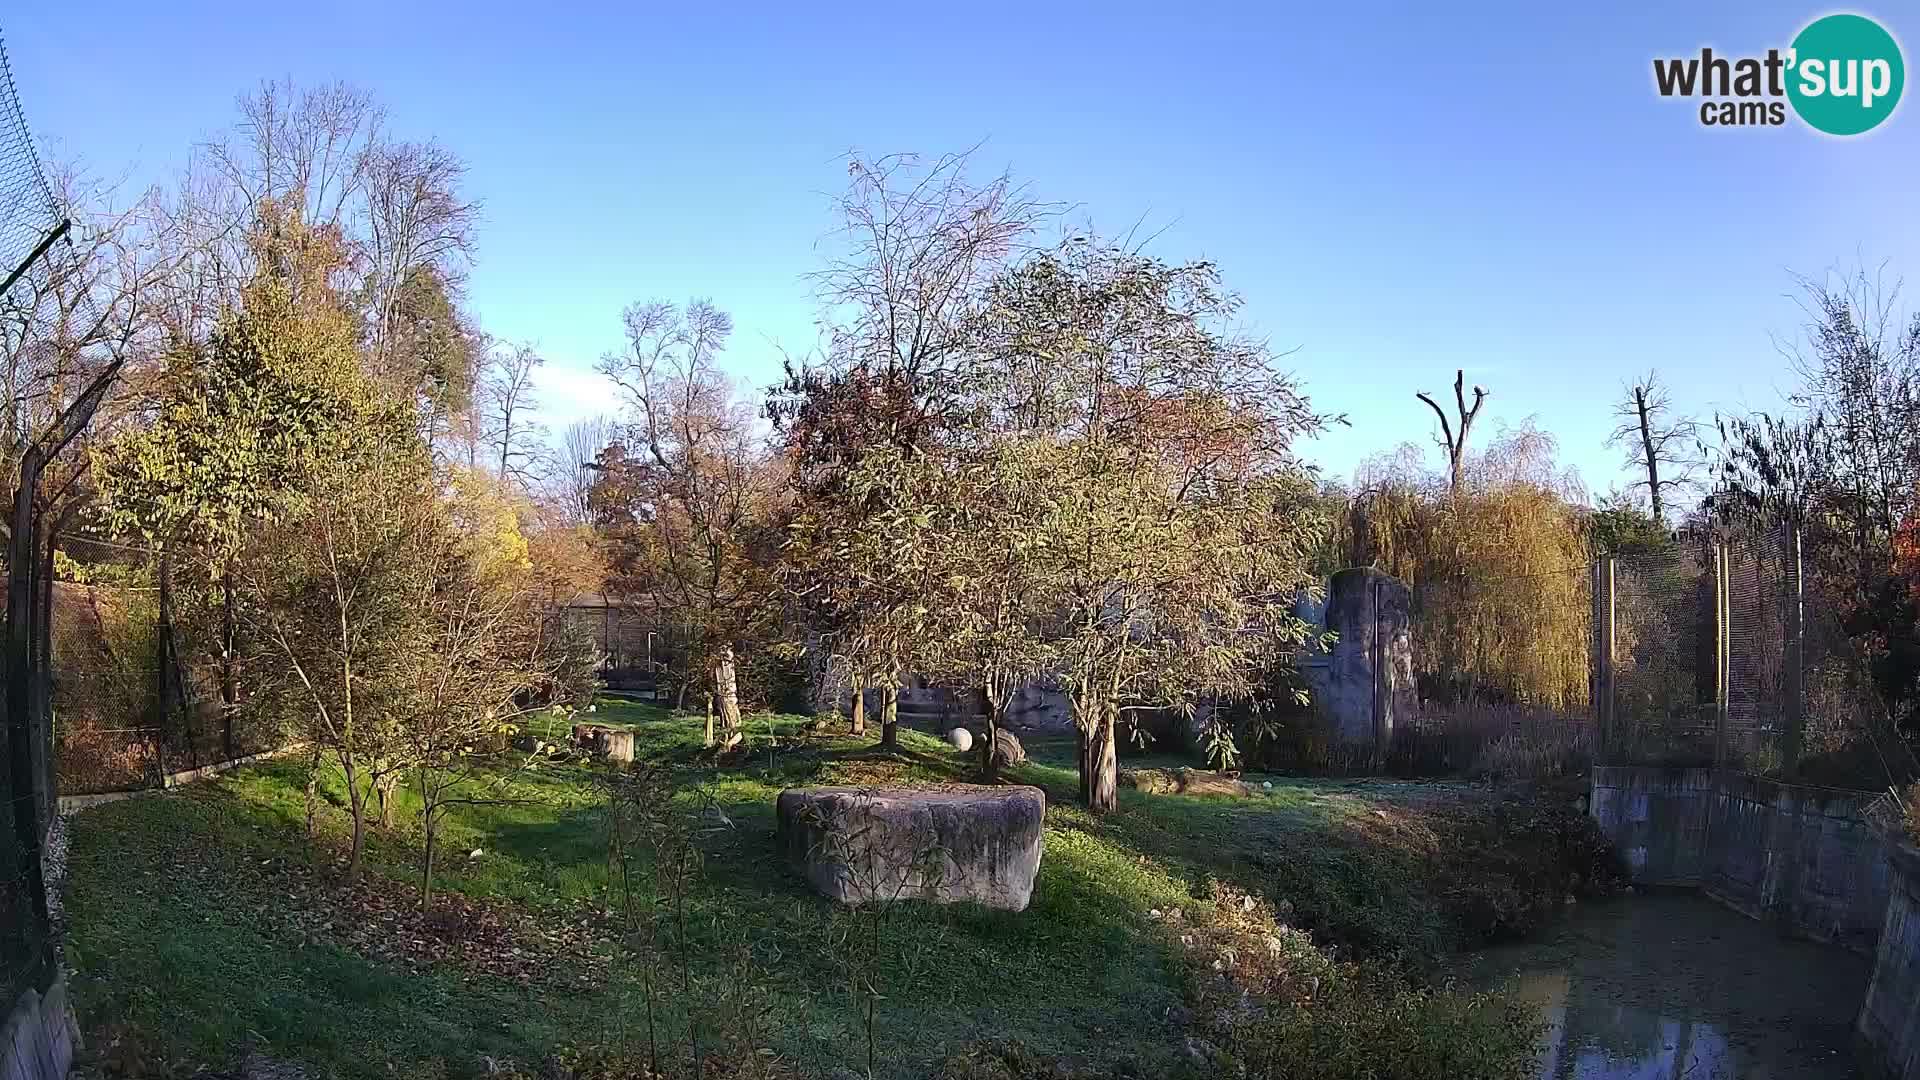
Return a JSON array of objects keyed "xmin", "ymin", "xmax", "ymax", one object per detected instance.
[
  {"xmin": 980, "ymin": 680, "xmax": 1005, "ymax": 782},
  {"xmin": 155, "ymin": 545, "xmax": 198, "ymax": 768},
  {"xmin": 1089, "ymin": 703, "xmax": 1119, "ymax": 814},
  {"xmin": 304, "ymin": 744, "xmax": 323, "ymax": 839},
  {"xmin": 420, "ymin": 769, "xmax": 437, "ymax": 911},
  {"xmin": 343, "ymin": 757, "xmax": 367, "ymax": 881},
  {"xmin": 703, "ymin": 692, "xmax": 715, "ymax": 748},
  {"xmin": 1635, "ymin": 385, "xmax": 1665, "ymax": 525},
  {"xmin": 879, "ymin": 685, "xmax": 899, "ymax": 749},
  {"xmin": 374, "ymin": 771, "xmax": 399, "ymax": 829},
  {"xmin": 1074, "ymin": 697, "xmax": 1119, "ymax": 813},
  {"xmin": 713, "ymin": 644, "xmax": 742, "ymax": 734},
  {"xmin": 422, "ymin": 819, "xmax": 436, "ymax": 911},
  {"xmin": 848, "ymin": 673, "xmax": 866, "ymax": 735}
]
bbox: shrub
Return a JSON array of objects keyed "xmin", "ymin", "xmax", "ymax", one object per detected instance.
[
  {"xmin": 1174, "ymin": 883, "xmax": 1541, "ymax": 1080},
  {"xmin": 1436, "ymin": 795, "xmax": 1627, "ymax": 943},
  {"xmin": 1469, "ymin": 728, "xmax": 1593, "ymax": 784}
]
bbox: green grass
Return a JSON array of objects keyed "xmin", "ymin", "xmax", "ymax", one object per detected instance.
[{"xmin": 63, "ymin": 700, "xmax": 1608, "ymax": 1078}]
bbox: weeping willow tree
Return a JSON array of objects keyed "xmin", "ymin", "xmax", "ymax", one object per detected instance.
[{"xmin": 1347, "ymin": 424, "xmax": 1591, "ymax": 710}]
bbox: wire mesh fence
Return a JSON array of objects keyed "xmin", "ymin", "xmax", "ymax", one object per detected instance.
[
  {"xmin": 1594, "ymin": 524, "xmax": 1907, "ymax": 791},
  {"xmin": 0, "ymin": 23, "xmax": 70, "ymax": 1018},
  {"xmin": 46, "ymin": 582, "xmax": 291, "ymax": 795},
  {"xmin": 1605, "ymin": 544, "xmax": 1713, "ymax": 765}
]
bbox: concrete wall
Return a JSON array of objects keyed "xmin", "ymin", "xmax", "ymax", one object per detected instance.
[
  {"xmin": 1592, "ymin": 767, "xmax": 1920, "ymax": 1077},
  {"xmin": 1589, "ymin": 766, "xmax": 1715, "ymax": 886},
  {"xmin": 1704, "ymin": 773, "xmax": 1889, "ymax": 951},
  {"xmin": 1589, "ymin": 766, "xmax": 1889, "ymax": 950},
  {"xmin": 1861, "ymin": 843, "xmax": 1920, "ymax": 1079},
  {"xmin": 0, "ymin": 976, "xmax": 77, "ymax": 1080}
]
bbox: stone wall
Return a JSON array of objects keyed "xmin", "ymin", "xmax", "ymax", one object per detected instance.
[
  {"xmin": 1589, "ymin": 766, "xmax": 1889, "ymax": 950},
  {"xmin": 0, "ymin": 976, "xmax": 77, "ymax": 1080},
  {"xmin": 1860, "ymin": 842, "xmax": 1920, "ymax": 1079},
  {"xmin": 1303, "ymin": 567, "xmax": 1414, "ymax": 754}
]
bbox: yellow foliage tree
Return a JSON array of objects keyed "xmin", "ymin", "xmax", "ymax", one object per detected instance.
[{"xmin": 1348, "ymin": 426, "xmax": 1591, "ymax": 710}]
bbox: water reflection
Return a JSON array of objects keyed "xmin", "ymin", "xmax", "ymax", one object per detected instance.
[{"xmin": 1465, "ymin": 894, "xmax": 1869, "ymax": 1079}]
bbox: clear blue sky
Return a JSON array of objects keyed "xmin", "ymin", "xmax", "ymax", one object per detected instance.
[{"xmin": 8, "ymin": 2, "xmax": 1918, "ymax": 498}]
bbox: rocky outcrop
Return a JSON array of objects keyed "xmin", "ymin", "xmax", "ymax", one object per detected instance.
[{"xmin": 776, "ymin": 785, "xmax": 1045, "ymax": 911}]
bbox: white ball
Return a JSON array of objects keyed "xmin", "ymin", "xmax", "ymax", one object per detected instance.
[{"xmin": 947, "ymin": 727, "xmax": 974, "ymax": 752}]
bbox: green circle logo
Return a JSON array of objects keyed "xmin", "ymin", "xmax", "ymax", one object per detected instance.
[{"xmin": 1788, "ymin": 14, "xmax": 1904, "ymax": 135}]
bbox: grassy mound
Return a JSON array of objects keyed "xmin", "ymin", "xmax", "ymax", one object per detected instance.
[{"xmin": 63, "ymin": 699, "xmax": 1620, "ymax": 1078}]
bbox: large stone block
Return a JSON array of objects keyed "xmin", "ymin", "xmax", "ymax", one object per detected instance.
[
  {"xmin": 776, "ymin": 785, "xmax": 1044, "ymax": 911},
  {"xmin": 1302, "ymin": 567, "xmax": 1414, "ymax": 758}
]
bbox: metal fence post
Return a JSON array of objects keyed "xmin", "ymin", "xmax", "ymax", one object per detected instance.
[
  {"xmin": 1781, "ymin": 525, "xmax": 1805, "ymax": 774},
  {"xmin": 1714, "ymin": 541, "xmax": 1732, "ymax": 771},
  {"xmin": 1592, "ymin": 558, "xmax": 1616, "ymax": 757}
]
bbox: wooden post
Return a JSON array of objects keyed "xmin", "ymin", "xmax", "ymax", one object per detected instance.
[
  {"xmin": 1591, "ymin": 559, "xmax": 1616, "ymax": 756},
  {"xmin": 1714, "ymin": 542, "xmax": 1732, "ymax": 771},
  {"xmin": 1782, "ymin": 525, "xmax": 1805, "ymax": 774}
]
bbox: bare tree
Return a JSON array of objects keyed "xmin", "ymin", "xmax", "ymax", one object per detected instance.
[
  {"xmin": 557, "ymin": 413, "xmax": 617, "ymax": 523},
  {"xmin": 1416, "ymin": 369, "xmax": 1488, "ymax": 496},
  {"xmin": 1783, "ymin": 266, "xmax": 1920, "ymax": 538},
  {"xmin": 805, "ymin": 148, "xmax": 1059, "ymax": 443},
  {"xmin": 479, "ymin": 341, "xmax": 546, "ymax": 488},
  {"xmin": 360, "ymin": 139, "xmax": 478, "ymax": 382},
  {"xmin": 1608, "ymin": 371, "xmax": 1700, "ymax": 525},
  {"xmin": 206, "ymin": 79, "xmax": 384, "ymax": 236}
]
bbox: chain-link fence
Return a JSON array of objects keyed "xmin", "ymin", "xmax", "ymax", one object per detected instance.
[
  {"xmin": 1604, "ymin": 544, "xmax": 1713, "ymax": 765},
  {"xmin": 48, "ymin": 579, "xmax": 290, "ymax": 795},
  {"xmin": 1595, "ymin": 525, "xmax": 1908, "ymax": 790},
  {"xmin": 0, "ymin": 22, "xmax": 69, "ymax": 1018}
]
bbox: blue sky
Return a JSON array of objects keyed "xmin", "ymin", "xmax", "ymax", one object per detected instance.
[{"xmin": 8, "ymin": 2, "xmax": 1918, "ymax": 498}]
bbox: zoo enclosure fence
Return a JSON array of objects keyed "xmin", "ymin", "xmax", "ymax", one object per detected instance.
[{"xmin": 1594, "ymin": 525, "xmax": 1904, "ymax": 789}]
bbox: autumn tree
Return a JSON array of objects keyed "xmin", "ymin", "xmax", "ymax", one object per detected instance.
[
  {"xmin": 372, "ymin": 265, "xmax": 482, "ymax": 450},
  {"xmin": 769, "ymin": 150, "xmax": 1055, "ymax": 735},
  {"xmin": 396, "ymin": 484, "xmax": 553, "ymax": 910},
  {"xmin": 110, "ymin": 225, "xmax": 422, "ymax": 875},
  {"xmin": 235, "ymin": 398, "xmax": 434, "ymax": 880},
  {"xmin": 957, "ymin": 238, "xmax": 1332, "ymax": 810},
  {"xmin": 1347, "ymin": 425, "xmax": 1592, "ymax": 709},
  {"xmin": 781, "ymin": 448, "xmax": 945, "ymax": 750},
  {"xmin": 97, "ymin": 201, "xmax": 375, "ymax": 758},
  {"xmin": 595, "ymin": 299, "xmax": 782, "ymax": 741},
  {"xmin": 1710, "ymin": 270, "xmax": 1920, "ymax": 737},
  {"xmin": 913, "ymin": 444, "xmax": 1060, "ymax": 778}
]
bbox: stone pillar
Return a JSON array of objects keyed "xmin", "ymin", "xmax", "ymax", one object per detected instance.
[{"xmin": 1317, "ymin": 568, "xmax": 1414, "ymax": 764}]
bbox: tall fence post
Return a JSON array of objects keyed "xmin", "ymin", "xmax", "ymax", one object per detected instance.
[
  {"xmin": 1591, "ymin": 558, "xmax": 1616, "ymax": 757},
  {"xmin": 1714, "ymin": 541, "xmax": 1732, "ymax": 771},
  {"xmin": 1782, "ymin": 524, "xmax": 1805, "ymax": 775}
]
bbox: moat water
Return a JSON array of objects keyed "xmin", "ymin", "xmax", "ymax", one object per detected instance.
[{"xmin": 1463, "ymin": 893, "xmax": 1871, "ymax": 1079}]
